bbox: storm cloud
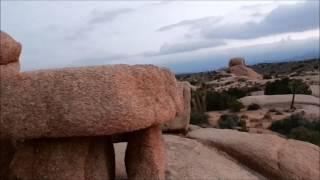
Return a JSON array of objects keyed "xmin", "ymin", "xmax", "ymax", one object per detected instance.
[{"xmin": 202, "ymin": 2, "xmax": 319, "ymax": 39}]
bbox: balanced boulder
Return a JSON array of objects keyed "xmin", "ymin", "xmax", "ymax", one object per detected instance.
[{"xmin": 1, "ymin": 32, "xmax": 184, "ymax": 180}]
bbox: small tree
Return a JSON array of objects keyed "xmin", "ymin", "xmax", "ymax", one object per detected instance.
[{"xmin": 288, "ymin": 79, "xmax": 307, "ymax": 109}]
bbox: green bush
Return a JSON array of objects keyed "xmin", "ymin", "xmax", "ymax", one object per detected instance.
[
  {"xmin": 218, "ymin": 114, "xmax": 240, "ymax": 129},
  {"xmin": 218, "ymin": 114, "xmax": 248, "ymax": 131},
  {"xmin": 229, "ymin": 100, "xmax": 244, "ymax": 112},
  {"xmin": 224, "ymin": 88, "xmax": 248, "ymax": 99},
  {"xmin": 265, "ymin": 78, "xmax": 311, "ymax": 95},
  {"xmin": 206, "ymin": 91, "xmax": 244, "ymax": 111},
  {"xmin": 190, "ymin": 112, "xmax": 209, "ymax": 125},
  {"xmin": 247, "ymin": 103, "xmax": 261, "ymax": 111},
  {"xmin": 269, "ymin": 114, "xmax": 320, "ymax": 146}
]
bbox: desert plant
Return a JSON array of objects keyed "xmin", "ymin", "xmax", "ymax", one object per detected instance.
[
  {"xmin": 265, "ymin": 78, "xmax": 311, "ymax": 95},
  {"xmin": 190, "ymin": 112, "xmax": 209, "ymax": 125},
  {"xmin": 269, "ymin": 114, "xmax": 320, "ymax": 146},
  {"xmin": 218, "ymin": 114, "xmax": 247, "ymax": 131},
  {"xmin": 247, "ymin": 103, "xmax": 261, "ymax": 111},
  {"xmin": 228, "ymin": 100, "xmax": 244, "ymax": 112},
  {"xmin": 218, "ymin": 114, "xmax": 240, "ymax": 129}
]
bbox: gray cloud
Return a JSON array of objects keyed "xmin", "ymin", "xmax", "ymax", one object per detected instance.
[
  {"xmin": 71, "ymin": 53, "xmax": 129, "ymax": 67},
  {"xmin": 202, "ymin": 2, "xmax": 319, "ymax": 39},
  {"xmin": 66, "ymin": 8, "xmax": 133, "ymax": 41},
  {"xmin": 142, "ymin": 39, "xmax": 226, "ymax": 57},
  {"xmin": 89, "ymin": 8, "xmax": 133, "ymax": 25},
  {"xmin": 157, "ymin": 16, "xmax": 222, "ymax": 32}
]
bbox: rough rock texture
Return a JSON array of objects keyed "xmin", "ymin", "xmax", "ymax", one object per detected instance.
[
  {"xmin": 162, "ymin": 81, "xmax": 191, "ymax": 133},
  {"xmin": 228, "ymin": 57, "xmax": 262, "ymax": 79},
  {"xmin": 229, "ymin": 57, "xmax": 246, "ymax": 67},
  {"xmin": 229, "ymin": 65, "xmax": 262, "ymax": 79},
  {"xmin": 0, "ymin": 62, "xmax": 20, "ymax": 79},
  {"xmin": 114, "ymin": 135, "xmax": 264, "ymax": 180},
  {"xmin": 0, "ymin": 65, "xmax": 184, "ymax": 139},
  {"xmin": 0, "ymin": 31, "xmax": 22, "ymax": 65},
  {"xmin": 0, "ymin": 139, "xmax": 15, "ymax": 179},
  {"xmin": 125, "ymin": 125, "xmax": 165, "ymax": 180},
  {"xmin": 188, "ymin": 128, "xmax": 320, "ymax": 180},
  {"xmin": 9, "ymin": 137, "xmax": 115, "ymax": 180}
]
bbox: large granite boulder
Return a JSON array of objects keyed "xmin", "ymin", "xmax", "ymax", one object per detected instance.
[
  {"xmin": 1, "ymin": 32, "xmax": 182, "ymax": 180},
  {"xmin": 0, "ymin": 65, "xmax": 184, "ymax": 139},
  {"xmin": 188, "ymin": 128, "xmax": 320, "ymax": 180},
  {"xmin": 229, "ymin": 57, "xmax": 246, "ymax": 67},
  {"xmin": 0, "ymin": 31, "xmax": 22, "ymax": 65}
]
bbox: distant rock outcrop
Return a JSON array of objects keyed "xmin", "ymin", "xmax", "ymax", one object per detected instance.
[{"xmin": 228, "ymin": 57, "xmax": 262, "ymax": 79}]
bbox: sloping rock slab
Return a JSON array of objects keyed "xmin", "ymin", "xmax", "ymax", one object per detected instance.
[
  {"xmin": 188, "ymin": 128, "xmax": 320, "ymax": 180},
  {"xmin": 114, "ymin": 135, "xmax": 264, "ymax": 180}
]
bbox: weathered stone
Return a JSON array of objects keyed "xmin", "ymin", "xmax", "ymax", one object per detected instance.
[
  {"xmin": 125, "ymin": 125, "xmax": 165, "ymax": 180},
  {"xmin": 0, "ymin": 139, "xmax": 15, "ymax": 179},
  {"xmin": 162, "ymin": 81, "xmax": 191, "ymax": 133},
  {"xmin": 0, "ymin": 31, "xmax": 22, "ymax": 65},
  {"xmin": 229, "ymin": 65, "xmax": 262, "ymax": 79},
  {"xmin": 229, "ymin": 57, "xmax": 245, "ymax": 67},
  {"xmin": 0, "ymin": 65, "xmax": 184, "ymax": 139},
  {"xmin": 0, "ymin": 62, "xmax": 20, "ymax": 79},
  {"xmin": 9, "ymin": 137, "xmax": 115, "ymax": 180},
  {"xmin": 188, "ymin": 128, "xmax": 320, "ymax": 180}
]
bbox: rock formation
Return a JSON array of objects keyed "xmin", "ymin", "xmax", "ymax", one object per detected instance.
[
  {"xmin": 0, "ymin": 32, "xmax": 184, "ymax": 180},
  {"xmin": 228, "ymin": 57, "xmax": 262, "ymax": 79},
  {"xmin": 162, "ymin": 81, "xmax": 191, "ymax": 133},
  {"xmin": 188, "ymin": 128, "xmax": 320, "ymax": 180}
]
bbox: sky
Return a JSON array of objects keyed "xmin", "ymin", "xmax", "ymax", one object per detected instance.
[{"xmin": 1, "ymin": 0, "xmax": 319, "ymax": 73}]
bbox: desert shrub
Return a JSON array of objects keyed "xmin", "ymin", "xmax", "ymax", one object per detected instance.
[
  {"xmin": 190, "ymin": 112, "xmax": 209, "ymax": 125},
  {"xmin": 263, "ymin": 74, "xmax": 272, "ymax": 79},
  {"xmin": 265, "ymin": 78, "xmax": 311, "ymax": 95},
  {"xmin": 224, "ymin": 88, "xmax": 247, "ymax": 99},
  {"xmin": 218, "ymin": 114, "xmax": 240, "ymax": 129},
  {"xmin": 218, "ymin": 114, "xmax": 247, "ymax": 131},
  {"xmin": 206, "ymin": 91, "xmax": 244, "ymax": 111},
  {"xmin": 247, "ymin": 103, "xmax": 261, "ymax": 111},
  {"xmin": 229, "ymin": 101, "xmax": 244, "ymax": 112},
  {"xmin": 269, "ymin": 114, "xmax": 320, "ymax": 146}
]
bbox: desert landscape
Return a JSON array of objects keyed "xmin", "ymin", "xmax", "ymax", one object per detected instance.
[
  {"xmin": 1, "ymin": 1, "xmax": 320, "ymax": 180},
  {"xmin": 1, "ymin": 29, "xmax": 320, "ymax": 180}
]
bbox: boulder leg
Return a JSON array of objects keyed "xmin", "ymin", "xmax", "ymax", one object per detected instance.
[
  {"xmin": 125, "ymin": 125, "xmax": 165, "ymax": 180},
  {"xmin": 9, "ymin": 137, "xmax": 115, "ymax": 180}
]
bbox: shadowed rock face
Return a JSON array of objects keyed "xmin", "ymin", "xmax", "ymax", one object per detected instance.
[
  {"xmin": 0, "ymin": 31, "xmax": 22, "ymax": 65},
  {"xmin": 10, "ymin": 137, "xmax": 115, "ymax": 180},
  {"xmin": 162, "ymin": 81, "xmax": 191, "ymax": 133},
  {"xmin": 0, "ymin": 65, "xmax": 184, "ymax": 139}
]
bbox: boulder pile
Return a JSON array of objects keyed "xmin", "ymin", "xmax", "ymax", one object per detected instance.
[
  {"xmin": 0, "ymin": 31, "xmax": 188, "ymax": 180},
  {"xmin": 228, "ymin": 57, "xmax": 262, "ymax": 79}
]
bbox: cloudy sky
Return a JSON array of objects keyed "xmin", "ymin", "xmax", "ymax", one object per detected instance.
[{"xmin": 1, "ymin": 0, "xmax": 319, "ymax": 73}]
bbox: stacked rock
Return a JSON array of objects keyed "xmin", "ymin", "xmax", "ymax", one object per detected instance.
[{"xmin": 0, "ymin": 32, "xmax": 188, "ymax": 180}]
